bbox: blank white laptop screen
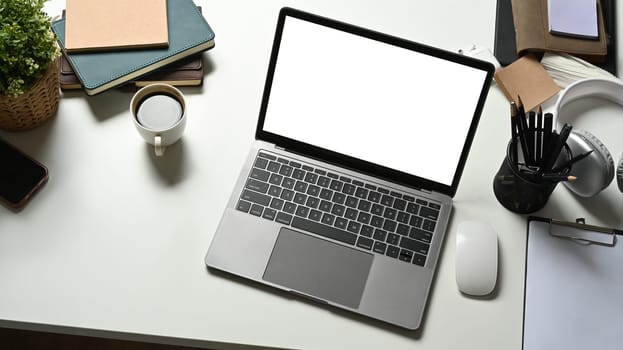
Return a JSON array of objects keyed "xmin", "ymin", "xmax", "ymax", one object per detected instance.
[{"xmin": 262, "ymin": 16, "xmax": 488, "ymax": 186}]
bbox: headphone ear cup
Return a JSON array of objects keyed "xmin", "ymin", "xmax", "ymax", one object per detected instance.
[
  {"xmin": 562, "ymin": 130, "xmax": 614, "ymax": 197},
  {"xmin": 617, "ymin": 153, "xmax": 623, "ymax": 193}
]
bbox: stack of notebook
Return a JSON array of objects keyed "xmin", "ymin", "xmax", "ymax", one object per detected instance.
[{"xmin": 52, "ymin": 0, "xmax": 215, "ymax": 95}]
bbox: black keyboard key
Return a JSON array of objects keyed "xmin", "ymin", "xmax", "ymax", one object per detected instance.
[
  {"xmin": 249, "ymin": 204, "xmax": 264, "ymax": 217},
  {"xmin": 373, "ymin": 229, "xmax": 387, "ymax": 241},
  {"xmin": 290, "ymin": 161, "xmax": 302, "ymax": 168},
  {"xmin": 319, "ymin": 200, "xmax": 332, "ymax": 212},
  {"xmin": 429, "ymin": 202, "xmax": 441, "ymax": 210},
  {"xmin": 355, "ymin": 187, "xmax": 368, "ymax": 199},
  {"xmin": 373, "ymin": 241, "xmax": 387, "ymax": 254},
  {"xmin": 420, "ymin": 206, "xmax": 440, "ymax": 220},
  {"xmin": 347, "ymin": 221, "xmax": 361, "ymax": 234},
  {"xmin": 397, "ymin": 223, "xmax": 410, "ymax": 236},
  {"xmin": 295, "ymin": 206, "xmax": 310, "ymax": 218},
  {"xmin": 267, "ymin": 161, "xmax": 281, "ymax": 172},
  {"xmin": 378, "ymin": 187, "xmax": 389, "ymax": 194},
  {"xmin": 390, "ymin": 191, "xmax": 402, "ymax": 198},
  {"xmin": 263, "ymin": 208, "xmax": 276, "ymax": 221},
  {"xmin": 317, "ymin": 176, "xmax": 331, "ymax": 188},
  {"xmin": 279, "ymin": 165, "xmax": 293, "ymax": 177},
  {"xmin": 423, "ymin": 219, "xmax": 436, "ymax": 232},
  {"xmin": 268, "ymin": 185, "xmax": 282, "ymax": 197},
  {"xmin": 357, "ymin": 212, "xmax": 371, "ymax": 224},
  {"xmin": 302, "ymin": 165, "xmax": 314, "ymax": 172},
  {"xmin": 327, "ymin": 172, "xmax": 339, "ymax": 179},
  {"xmin": 397, "ymin": 212, "xmax": 409, "ymax": 224},
  {"xmin": 412, "ymin": 253, "xmax": 426, "ymax": 266},
  {"xmin": 386, "ymin": 233, "xmax": 400, "ymax": 245},
  {"xmin": 393, "ymin": 198, "xmax": 407, "ymax": 211},
  {"xmin": 409, "ymin": 227, "xmax": 433, "ymax": 243},
  {"xmin": 332, "ymin": 192, "xmax": 346, "ymax": 205},
  {"xmin": 410, "ymin": 215, "xmax": 423, "ymax": 228},
  {"xmin": 367, "ymin": 191, "xmax": 381, "ymax": 203},
  {"xmin": 294, "ymin": 181, "xmax": 308, "ymax": 193},
  {"xmin": 416, "ymin": 199, "xmax": 428, "ymax": 206},
  {"xmin": 370, "ymin": 215, "xmax": 384, "ymax": 228},
  {"xmin": 319, "ymin": 188, "xmax": 333, "ymax": 200},
  {"xmin": 345, "ymin": 208, "xmax": 358, "ymax": 220},
  {"xmin": 400, "ymin": 236, "xmax": 429, "ymax": 255},
  {"xmin": 364, "ymin": 183, "xmax": 377, "ymax": 190},
  {"xmin": 258, "ymin": 152, "xmax": 276, "ymax": 161},
  {"xmin": 399, "ymin": 249, "xmax": 413, "ymax": 263},
  {"xmin": 342, "ymin": 183, "xmax": 356, "ymax": 195},
  {"xmin": 331, "ymin": 204, "xmax": 345, "ymax": 217},
  {"xmin": 383, "ymin": 220, "xmax": 397, "ymax": 232},
  {"xmin": 293, "ymin": 192, "xmax": 307, "ymax": 205},
  {"xmin": 361, "ymin": 225, "xmax": 374, "ymax": 237},
  {"xmin": 314, "ymin": 169, "xmax": 327, "ymax": 176},
  {"xmin": 283, "ymin": 202, "xmax": 297, "ymax": 214},
  {"xmin": 335, "ymin": 217, "xmax": 348, "ymax": 230},
  {"xmin": 304, "ymin": 172, "xmax": 319, "ymax": 184},
  {"xmin": 352, "ymin": 180, "xmax": 364, "ymax": 187},
  {"xmin": 277, "ymin": 157, "xmax": 289, "ymax": 164},
  {"xmin": 270, "ymin": 197, "xmax": 284, "ymax": 211},
  {"xmin": 282, "ymin": 178, "xmax": 295, "ymax": 189},
  {"xmin": 307, "ymin": 185, "xmax": 320, "ymax": 197},
  {"xmin": 269, "ymin": 173, "xmax": 283, "ymax": 185},
  {"xmin": 356, "ymin": 236, "xmax": 374, "ymax": 250},
  {"xmin": 276, "ymin": 212, "xmax": 293, "ymax": 225},
  {"xmin": 381, "ymin": 195, "xmax": 393, "ymax": 206},
  {"xmin": 291, "ymin": 217, "xmax": 357, "ymax": 245},
  {"xmin": 309, "ymin": 209, "xmax": 322, "ymax": 221},
  {"xmin": 254, "ymin": 157, "xmax": 269, "ymax": 169},
  {"xmin": 383, "ymin": 207, "xmax": 397, "ymax": 220},
  {"xmin": 357, "ymin": 200, "xmax": 371, "ymax": 212},
  {"xmin": 345, "ymin": 196, "xmax": 358, "ymax": 208},
  {"xmin": 250, "ymin": 168, "xmax": 270, "ymax": 182},
  {"xmin": 403, "ymin": 195, "xmax": 415, "ymax": 202},
  {"xmin": 241, "ymin": 189, "xmax": 271, "ymax": 206},
  {"xmin": 339, "ymin": 176, "xmax": 352, "ymax": 183},
  {"xmin": 386, "ymin": 245, "xmax": 400, "ymax": 258},
  {"xmin": 321, "ymin": 213, "xmax": 335, "ymax": 226},
  {"xmin": 406, "ymin": 202, "xmax": 420, "ymax": 215},
  {"xmin": 293, "ymin": 169, "xmax": 306, "ymax": 180},
  {"xmin": 371, "ymin": 203, "xmax": 384, "ymax": 216},
  {"xmin": 246, "ymin": 178, "xmax": 269, "ymax": 193},
  {"xmin": 236, "ymin": 200, "xmax": 251, "ymax": 213},
  {"xmin": 329, "ymin": 179, "xmax": 343, "ymax": 191},
  {"xmin": 280, "ymin": 189, "xmax": 294, "ymax": 201},
  {"xmin": 306, "ymin": 196, "xmax": 319, "ymax": 209}
]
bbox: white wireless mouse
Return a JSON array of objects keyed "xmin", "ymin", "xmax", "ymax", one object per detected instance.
[{"xmin": 455, "ymin": 221, "xmax": 498, "ymax": 296}]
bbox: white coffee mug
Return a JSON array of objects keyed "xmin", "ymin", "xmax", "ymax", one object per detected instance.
[{"xmin": 130, "ymin": 83, "xmax": 187, "ymax": 156}]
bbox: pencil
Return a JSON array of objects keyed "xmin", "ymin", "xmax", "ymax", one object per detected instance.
[
  {"xmin": 510, "ymin": 102, "xmax": 519, "ymax": 169},
  {"xmin": 541, "ymin": 174, "xmax": 577, "ymax": 182},
  {"xmin": 536, "ymin": 106, "xmax": 543, "ymax": 167}
]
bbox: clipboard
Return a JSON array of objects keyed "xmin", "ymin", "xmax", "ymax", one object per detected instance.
[{"xmin": 523, "ymin": 217, "xmax": 623, "ymax": 350}]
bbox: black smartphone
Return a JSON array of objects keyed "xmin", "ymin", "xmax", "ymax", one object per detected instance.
[{"xmin": 0, "ymin": 138, "xmax": 49, "ymax": 210}]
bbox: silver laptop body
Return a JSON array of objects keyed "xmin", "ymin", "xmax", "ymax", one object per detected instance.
[{"xmin": 206, "ymin": 7, "xmax": 493, "ymax": 330}]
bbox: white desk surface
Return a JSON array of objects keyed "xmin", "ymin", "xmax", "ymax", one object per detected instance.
[{"xmin": 2, "ymin": 1, "xmax": 623, "ymax": 349}]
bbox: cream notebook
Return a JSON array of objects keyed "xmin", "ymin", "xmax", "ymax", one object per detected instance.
[{"xmin": 64, "ymin": 0, "xmax": 169, "ymax": 53}]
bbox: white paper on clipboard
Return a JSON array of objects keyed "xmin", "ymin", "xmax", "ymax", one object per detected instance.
[{"xmin": 523, "ymin": 217, "xmax": 623, "ymax": 350}]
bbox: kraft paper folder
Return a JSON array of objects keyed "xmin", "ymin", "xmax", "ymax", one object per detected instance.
[{"xmin": 524, "ymin": 217, "xmax": 623, "ymax": 350}]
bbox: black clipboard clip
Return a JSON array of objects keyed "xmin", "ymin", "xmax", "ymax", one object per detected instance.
[{"xmin": 548, "ymin": 218, "xmax": 619, "ymax": 247}]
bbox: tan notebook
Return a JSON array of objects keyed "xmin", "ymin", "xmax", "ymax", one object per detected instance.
[
  {"xmin": 511, "ymin": 0, "xmax": 607, "ymax": 63},
  {"xmin": 64, "ymin": 0, "xmax": 169, "ymax": 53},
  {"xmin": 494, "ymin": 54, "xmax": 560, "ymax": 112}
]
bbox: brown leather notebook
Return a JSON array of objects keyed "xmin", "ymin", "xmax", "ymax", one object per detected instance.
[
  {"xmin": 512, "ymin": 0, "xmax": 607, "ymax": 63},
  {"xmin": 64, "ymin": 0, "xmax": 169, "ymax": 53},
  {"xmin": 59, "ymin": 53, "xmax": 203, "ymax": 90}
]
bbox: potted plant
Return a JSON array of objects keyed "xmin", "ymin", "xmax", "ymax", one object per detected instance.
[{"xmin": 0, "ymin": 0, "xmax": 61, "ymax": 131}]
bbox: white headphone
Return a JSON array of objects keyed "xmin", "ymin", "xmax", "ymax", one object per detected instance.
[{"xmin": 554, "ymin": 78, "xmax": 623, "ymax": 197}]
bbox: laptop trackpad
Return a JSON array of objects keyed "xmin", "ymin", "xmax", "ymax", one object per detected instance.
[{"xmin": 263, "ymin": 228, "xmax": 373, "ymax": 309}]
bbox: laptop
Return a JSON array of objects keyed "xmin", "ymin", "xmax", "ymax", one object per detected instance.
[{"xmin": 205, "ymin": 7, "xmax": 494, "ymax": 330}]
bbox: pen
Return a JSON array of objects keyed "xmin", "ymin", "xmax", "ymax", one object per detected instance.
[
  {"xmin": 542, "ymin": 123, "xmax": 573, "ymax": 172},
  {"xmin": 528, "ymin": 110, "xmax": 535, "ymax": 165},
  {"xmin": 550, "ymin": 150, "xmax": 594, "ymax": 173},
  {"xmin": 516, "ymin": 96, "xmax": 532, "ymax": 165},
  {"xmin": 510, "ymin": 102, "xmax": 519, "ymax": 169}
]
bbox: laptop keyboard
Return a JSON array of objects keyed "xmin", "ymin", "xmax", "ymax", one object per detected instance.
[{"xmin": 235, "ymin": 151, "xmax": 440, "ymax": 267}]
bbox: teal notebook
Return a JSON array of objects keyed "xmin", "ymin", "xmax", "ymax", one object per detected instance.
[{"xmin": 52, "ymin": 0, "xmax": 215, "ymax": 95}]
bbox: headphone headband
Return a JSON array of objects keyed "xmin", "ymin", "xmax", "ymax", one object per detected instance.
[{"xmin": 555, "ymin": 78, "xmax": 623, "ymax": 125}]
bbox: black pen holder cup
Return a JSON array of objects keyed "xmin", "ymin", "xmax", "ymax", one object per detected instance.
[{"xmin": 493, "ymin": 141, "xmax": 571, "ymax": 214}]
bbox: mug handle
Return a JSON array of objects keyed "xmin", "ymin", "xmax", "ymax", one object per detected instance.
[{"xmin": 154, "ymin": 135, "xmax": 165, "ymax": 156}]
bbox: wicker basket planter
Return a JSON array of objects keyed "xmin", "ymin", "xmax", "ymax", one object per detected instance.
[{"xmin": 0, "ymin": 58, "xmax": 61, "ymax": 132}]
